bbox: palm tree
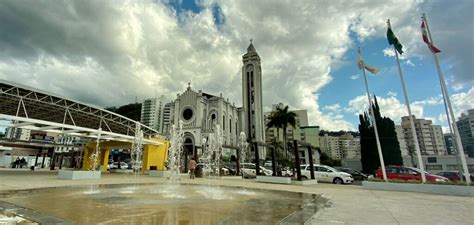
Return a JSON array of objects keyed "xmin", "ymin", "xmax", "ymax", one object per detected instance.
[
  {"xmin": 266, "ymin": 105, "xmax": 296, "ymax": 159},
  {"xmin": 266, "ymin": 110, "xmax": 283, "ymax": 140}
]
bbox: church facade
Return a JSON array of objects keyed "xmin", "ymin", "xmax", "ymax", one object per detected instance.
[
  {"xmin": 163, "ymin": 42, "xmax": 264, "ymax": 162},
  {"xmin": 170, "ymin": 85, "xmax": 243, "ymax": 156}
]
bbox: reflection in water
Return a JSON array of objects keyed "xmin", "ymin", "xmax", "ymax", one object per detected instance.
[{"xmin": 2, "ymin": 184, "xmax": 327, "ymax": 225}]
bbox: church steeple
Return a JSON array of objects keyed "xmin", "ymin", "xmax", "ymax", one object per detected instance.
[{"xmin": 247, "ymin": 39, "xmax": 256, "ymax": 53}]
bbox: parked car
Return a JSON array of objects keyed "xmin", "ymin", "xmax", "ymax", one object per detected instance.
[
  {"xmin": 376, "ymin": 166, "xmax": 449, "ymax": 182},
  {"xmin": 196, "ymin": 163, "xmax": 230, "ymax": 176},
  {"xmin": 108, "ymin": 162, "xmax": 129, "ymax": 170},
  {"xmin": 281, "ymin": 167, "xmax": 293, "ymax": 177},
  {"xmin": 300, "ymin": 164, "xmax": 354, "ymax": 184},
  {"xmin": 334, "ymin": 167, "xmax": 370, "ymax": 180},
  {"xmin": 436, "ymin": 171, "xmax": 474, "ymax": 182},
  {"xmin": 223, "ymin": 165, "xmax": 237, "ymax": 175},
  {"xmin": 240, "ymin": 163, "xmax": 272, "ymax": 178}
]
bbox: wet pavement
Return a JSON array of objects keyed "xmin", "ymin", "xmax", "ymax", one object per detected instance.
[{"xmin": 0, "ymin": 169, "xmax": 473, "ymax": 224}]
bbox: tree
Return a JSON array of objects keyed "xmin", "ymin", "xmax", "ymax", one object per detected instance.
[
  {"xmin": 317, "ymin": 149, "xmax": 341, "ymax": 167},
  {"xmin": 359, "ymin": 95, "xmax": 403, "ymax": 174},
  {"xmin": 266, "ymin": 105, "xmax": 296, "ymax": 159},
  {"xmin": 105, "ymin": 103, "xmax": 142, "ymax": 121}
]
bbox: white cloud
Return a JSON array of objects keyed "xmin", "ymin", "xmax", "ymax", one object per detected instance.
[
  {"xmin": 323, "ymin": 104, "xmax": 342, "ymax": 112},
  {"xmin": 412, "ymin": 95, "xmax": 443, "ymax": 106},
  {"xmin": 347, "ymin": 94, "xmax": 423, "ymax": 124},
  {"xmin": 405, "ymin": 59, "xmax": 415, "ymax": 67},
  {"xmin": 441, "ymin": 126, "xmax": 450, "ymax": 134},
  {"xmin": 383, "ymin": 47, "xmax": 396, "ymax": 58},
  {"xmin": 0, "ymin": 0, "xmax": 471, "ymax": 132},
  {"xmin": 438, "ymin": 113, "xmax": 447, "ymax": 123},
  {"xmin": 451, "ymin": 86, "xmax": 474, "ymax": 119},
  {"xmin": 387, "ymin": 91, "xmax": 397, "ymax": 97},
  {"xmin": 350, "ymin": 74, "xmax": 360, "ymax": 80}
]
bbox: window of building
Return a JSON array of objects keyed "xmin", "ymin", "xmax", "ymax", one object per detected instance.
[
  {"xmin": 427, "ymin": 157, "xmax": 437, "ymax": 163},
  {"xmin": 446, "ymin": 165, "xmax": 458, "ymax": 170},
  {"xmin": 425, "ymin": 164, "xmax": 443, "ymax": 170},
  {"xmin": 223, "ymin": 115, "xmax": 225, "ymax": 130}
]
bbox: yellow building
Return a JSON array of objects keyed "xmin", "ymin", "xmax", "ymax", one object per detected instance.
[{"xmin": 82, "ymin": 137, "xmax": 169, "ymax": 173}]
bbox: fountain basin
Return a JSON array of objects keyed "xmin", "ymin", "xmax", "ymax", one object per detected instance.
[
  {"xmin": 0, "ymin": 183, "xmax": 328, "ymax": 224},
  {"xmin": 256, "ymin": 175, "xmax": 292, "ymax": 184},
  {"xmin": 58, "ymin": 170, "xmax": 101, "ymax": 180},
  {"xmin": 292, "ymin": 179, "xmax": 319, "ymax": 185},
  {"xmin": 148, "ymin": 170, "xmax": 171, "ymax": 177}
]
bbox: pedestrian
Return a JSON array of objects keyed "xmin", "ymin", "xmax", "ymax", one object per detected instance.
[
  {"xmin": 20, "ymin": 157, "xmax": 26, "ymax": 168},
  {"xmin": 14, "ymin": 157, "xmax": 20, "ymax": 168},
  {"xmin": 188, "ymin": 157, "xmax": 197, "ymax": 179}
]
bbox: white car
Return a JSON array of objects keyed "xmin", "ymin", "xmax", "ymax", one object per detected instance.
[
  {"xmin": 108, "ymin": 162, "xmax": 129, "ymax": 170},
  {"xmin": 240, "ymin": 163, "xmax": 272, "ymax": 178},
  {"xmin": 300, "ymin": 164, "xmax": 354, "ymax": 184}
]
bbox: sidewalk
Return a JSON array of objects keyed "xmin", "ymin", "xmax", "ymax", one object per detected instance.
[{"xmin": 0, "ymin": 169, "xmax": 473, "ymax": 224}]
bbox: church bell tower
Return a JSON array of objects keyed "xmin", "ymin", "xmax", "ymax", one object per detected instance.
[{"xmin": 242, "ymin": 40, "xmax": 265, "ymax": 148}]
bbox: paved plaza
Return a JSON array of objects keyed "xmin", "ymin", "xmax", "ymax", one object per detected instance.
[{"xmin": 0, "ymin": 169, "xmax": 473, "ymax": 224}]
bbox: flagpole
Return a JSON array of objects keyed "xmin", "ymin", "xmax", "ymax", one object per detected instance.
[
  {"xmin": 387, "ymin": 19, "xmax": 427, "ymax": 183},
  {"xmin": 359, "ymin": 47, "xmax": 387, "ymax": 182},
  {"xmin": 423, "ymin": 13, "xmax": 471, "ymax": 185}
]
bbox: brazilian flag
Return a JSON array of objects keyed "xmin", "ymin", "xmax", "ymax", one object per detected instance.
[{"xmin": 387, "ymin": 27, "xmax": 404, "ymax": 55}]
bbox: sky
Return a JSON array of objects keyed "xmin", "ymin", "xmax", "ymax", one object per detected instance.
[{"xmin": 0, "ymin": 0, "xmax": 473, "ymax": 132}]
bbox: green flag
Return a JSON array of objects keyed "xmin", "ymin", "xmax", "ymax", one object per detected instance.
[{"xmin": 387, "ymin": 27, "xmax": 404, "ymax": 55}]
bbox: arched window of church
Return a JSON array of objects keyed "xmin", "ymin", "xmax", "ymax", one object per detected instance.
[
  {"xmin": 211, "ymin": 113, "xmax": 217, "ymax": 128},
  {"xmin": 229, "ymin": 118, "xmax": 232, "ymax": 133},
  {"xmin": 223, "ymin": 115, "xmax": 225, "ymax": 131}
]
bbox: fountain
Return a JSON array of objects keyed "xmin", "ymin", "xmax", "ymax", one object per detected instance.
[
  {"xmin": 167, "ymin": 120, "xmax": 184, "ymax": 182},
  {"xmin": 130, "ymin": 122, "xmax": 144, "ymax": 185},
  {"xmin": 58, "ymin": 129, "xmax": 101, "ymax": 181},
  {"xmin": 89, "ymin": 128, "xmax": 102, "ymax": 171},
  {"xmin": 201, "ymin": 124, "xmax": 223, "ymax": 180}
]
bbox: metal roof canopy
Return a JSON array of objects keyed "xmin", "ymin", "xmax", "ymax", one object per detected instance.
[{"xmin": 0, "ymin": 79, "xmax": 163, "ymax": 146}]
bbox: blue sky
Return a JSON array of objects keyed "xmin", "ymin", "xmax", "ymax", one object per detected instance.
[
  {"xmin": 320, "ymin": 35, "xmax": 462, "ymax": 129},
  {"xmin": 0, "ymin": 0, "xmax": 473, "ymax": 132}
]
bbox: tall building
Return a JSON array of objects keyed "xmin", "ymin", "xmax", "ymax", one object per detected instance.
[
  {"xmin": 242, "ymin": 41, "xmax": 265, "ymax": 148},
  {"xmin": 319, "ymin": 133, "xmax": 360, "ymax": 160},
  {"xmin": 160, "ymin": 102, "xmax": 174, "ymax": 135},
  {"xmin": 141, "ymin": 96, "xmax": 166, "ymax": 132},
  {"xmin": 5, "ymin": 127, "xmax": 31, "ymax": 141},
  {"xmin": 456, "ymin": 109, "xmax": 474, "ymax": 157},
  {"xmin": 444, "ymin": 133, "xmax": 455, "ymax": 155},
  {"xmin": 300, "ymin": 126, "xmax": 320, "ymax": 148},
  {"xmin": 395, "ymin": 116, "xmax": 446, "ymax": 156}
]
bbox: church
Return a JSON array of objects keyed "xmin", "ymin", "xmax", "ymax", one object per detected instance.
[{"xmin": 162, "ymin": 42, "xmax": 265, "ymax": 163}]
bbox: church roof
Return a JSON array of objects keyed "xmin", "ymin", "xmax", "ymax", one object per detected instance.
[
  {"xmin": 247, "ymin": 42, "xmax": 256, "ymax": 53},
  {"xmin": 202, "ymin": 92, "xmax": 218, "ymax": 99}
]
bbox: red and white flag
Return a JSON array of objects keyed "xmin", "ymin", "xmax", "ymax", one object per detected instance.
[{"xmin": 421, "ymin": 20, "xmax": 441, "ymax": 53}]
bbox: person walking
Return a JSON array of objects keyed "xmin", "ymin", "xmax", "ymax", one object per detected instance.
[{"xmin": 188, "ymin": 157, "xmax": 197, "ymax": 179}]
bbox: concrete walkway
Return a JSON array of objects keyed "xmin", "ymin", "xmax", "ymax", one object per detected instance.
[{"xmin": 1, "ymin": 169, "xmax": 473, "ymax": 224}]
